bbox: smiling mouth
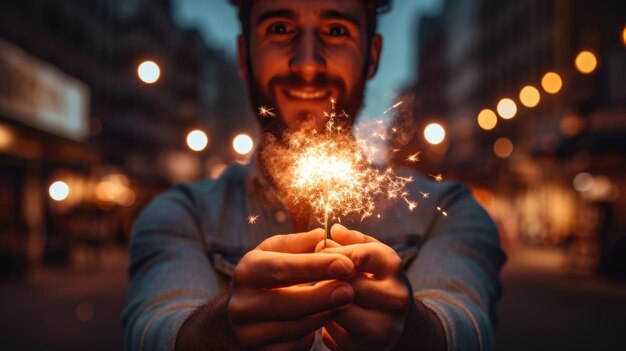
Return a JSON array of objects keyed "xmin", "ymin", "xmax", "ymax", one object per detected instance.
[{"xmin": 284, "ymin": 88, "xmax": 331, "ymax": 100}]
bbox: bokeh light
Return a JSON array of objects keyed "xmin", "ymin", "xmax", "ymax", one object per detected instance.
[
  {"xmin": 573, "ymin": 172, "xmax": 594, "ymax": 192},
  {"xmin": 494, "ymin": 137, "xmax": 513, "ymax": 158},
  {"xmin": 137, "ymin": 60, "xmax": 160, "ymax": 84},
  {"xmin": 541, "ymin": 72, "xmax": 563, "ymax": 94},
  {"xmin": 519, "ymin": 85, "xmax": 541, "ymax": 108},
  {"xmin": 622, "ymin": 26, "xmax": 626, "ymax": 46},
  {"xmin": 477, "ymin": 109, "xmax": 498, "ymax": 130},
  {"xmin": 497, "ymin": 98, "xmax": 517, "ymax": 119},
  {"xmin": 423, "ymin": 123, "xmax": 446, "ymax": 145},
  {"xmin": 233, "ymin": 133, "xmax": 254, "ymax": 155},
  {"xmin": 560, "ymin": 115, "xmax": 585, "ymax": 136},
  {"xmin": 574, "ymin": 50, "xmax": 598, "ymax": 74},
  {"xmin": 49, "ymin": 181, "xmax": 70, "ymax": 201},
  {"xmin": 186, "ymin": 130, "xmax": 209, "ymax": 151},
  {"xmin": 0, "ymin": 123, "xmax": 14, "ymax": 149}
]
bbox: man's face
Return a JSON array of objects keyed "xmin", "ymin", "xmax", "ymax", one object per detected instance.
[{"xmin": 238, "ymin": 0, "xmax": 382, "ymax": 134}]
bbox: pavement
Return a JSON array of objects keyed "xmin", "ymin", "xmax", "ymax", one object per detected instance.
[{"xmin": 0, "ymin": 246, "xmax": 625, "ymax": 350}]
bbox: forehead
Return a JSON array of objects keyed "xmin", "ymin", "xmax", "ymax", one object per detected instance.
[{"xmin": 250, "ymin": 0, "xmax": 367, "ymax": 24}]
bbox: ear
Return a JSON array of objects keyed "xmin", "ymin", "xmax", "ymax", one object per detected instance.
[
  {"xmin": 237, "ymin": 35, "xmax": 249, "ymax": 82},
  {"xmin": 366, "ymin": 34, "xmax": 382, "ymax": 80}
]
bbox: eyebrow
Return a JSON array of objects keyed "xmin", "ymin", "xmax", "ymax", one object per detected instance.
[
  {"xmin": 256, "ymin": 9, "xmax": 296, "ymax": 26},
  {"xmin": 320, "ymin": 10, "xmax": 362, "ymax": 27}
]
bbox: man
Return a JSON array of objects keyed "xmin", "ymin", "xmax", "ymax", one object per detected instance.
[{"xmin": 123, "ymin": 0, "xmax": 506, "ymax": 350}]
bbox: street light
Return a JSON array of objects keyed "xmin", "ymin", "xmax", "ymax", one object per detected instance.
[
  {"xmin": 575, "ymin": 50, "xmax": 598, "ymax": 74},
  {"xmin": 519, "ymin": 85, "xmax": 541, "ymax": 108},
  {"xmin": 541, "ymin": 72, "xmax": 563, "ymax": 94},
  {"xmin": 186, "ymin": 130, "xmax": 209, "ymax": 152},
  {"xmin": 477, "ymin": 109, "xmax": 498, "ymax": 130},
  {"xmin": 497, "ymin": 98, "xmax": 517, "ymax": 119},
  {"xmin": 233, "ymin": 133, "xmax": 254, "ymax": 155},
  {"xmin": 49, "ymin": 181, "xmax": 70, "ymax": 201},
  {"xmin": 423, "ymin": 123, "xmax": 445, "ymax": 145},
  {"xmin": 137, "ymin": 60, "xmax": 160, "ymax": 84}
]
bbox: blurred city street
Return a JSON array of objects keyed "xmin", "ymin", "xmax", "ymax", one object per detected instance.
[{"xmin": 1, "ymin": 247, "xmax": 625, "ymax": 351}]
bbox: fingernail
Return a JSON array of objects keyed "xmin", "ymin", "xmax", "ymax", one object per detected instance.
[
  {"xmin": 331, "ymin": 223, "xmax": 347, "ymax": 232},
  {"xmin": 331, "ymin": 284, "xmax": 354, "ymax": 305},
  {"xmin": 329, "ymin": 259, "xmax": 353, "ymax": 278}
]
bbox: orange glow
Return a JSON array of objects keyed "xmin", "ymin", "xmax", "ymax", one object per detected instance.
[
  {"xmin": 497, "ymin": 98, "xmax": 517, "ymax": 119},
  {"xmin": 519, "ymin": 85, "xmax": 541, "ymax": 108},
  {"xmin": 494, "ymin": 138, "xmax": 513, "ymax": 158},
  {"xmin": 622, "ymin": 26, "xmax": 626, "ymax": 46},
  {"xmin": 0, "ymin": 123, "xmax": 14, "ymax": 149},
  {"xmin": 541, "ymin": 72, "xmax": 563, "ymax": 94},
  {"xmin": 575, "ymin": 50, "xmax": 598, "ymax": 74},
  {"xmin": 477, "ymin": 109, "xmax": 498, "ymax": 130}
]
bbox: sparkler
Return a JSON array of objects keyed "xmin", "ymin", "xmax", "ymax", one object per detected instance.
[
  {"xmin": 261, "ymin": 99, "xmax": 415, "ymax": 246},
  {"xmin": 248, "ymin": 214, "xmax": 259, "ymax": 224}
]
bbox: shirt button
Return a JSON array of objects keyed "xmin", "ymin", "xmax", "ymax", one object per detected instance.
[{"xmin": 274, "ymin": 210, "xmax": 288, "ymax": 224}]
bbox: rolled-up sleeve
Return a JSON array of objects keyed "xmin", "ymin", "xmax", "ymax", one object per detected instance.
[
  {"xmin": 407, "ymin": 184, "xmax": 506, "ymax": 351},
  {"xmin": 122, "ymin": 186, "xmax": 220, "ymax": 351}
]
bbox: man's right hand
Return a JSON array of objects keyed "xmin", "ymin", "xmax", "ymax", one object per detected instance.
[{"xmin": 228, "ymin": 228, "xmax": 355, "ymax": 350}]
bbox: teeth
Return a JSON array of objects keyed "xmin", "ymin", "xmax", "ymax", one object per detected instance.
[{"xmin": 287, "ymin": 89, "xmax": 327, "ymax": 99}]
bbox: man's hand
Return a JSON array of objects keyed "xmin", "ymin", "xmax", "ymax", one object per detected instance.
[
  {"xmin": 228, "ymin": 228, "xmax": 356, "ymax": 350},
  {"xmin": 319, "ymin": 224, "xmax": 415, "ymax": 351}
]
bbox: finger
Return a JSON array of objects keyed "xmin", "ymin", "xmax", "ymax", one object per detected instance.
[
  {"xmin": 258, "ymin": 229, "xmax": 326, "ymax": 253},
  {"xmin": 323, "ymin": 321, "xmax": 358, "ymax": 351},
  {"xmin": 322, "ymin": 243, "xmax": 402, "ymax": 278},
  {"xmin": 348, "ymin": 275, "xmax": 411, "ymax": 313},
  {"xmin": 235, "ymin": 251, "xmax": 355, "ymax": 288},
  {"xmin": 315, "ymin": 239, "xmax": 341, "ymax": 253},
  {"xmin": 229, "ymin": 280, "xmax": 354, "ymax": 323},
  {"xmin": 237, "ymin": 312, "xmax": 329, "ymax": 348},
  {"xmin": 330, "ymin": 224, "xmax": 379, "ymax": 245},
  {"xmin": 259, "ymin": 333, "xmax": 316, "ymax": 351}
]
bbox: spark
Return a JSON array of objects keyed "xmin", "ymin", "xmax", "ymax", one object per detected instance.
[
  {"xmin": 429, "ymin": 173, "xmax": 443, "ymax": 182},
  {"xmin": 436, "ymin": 206, "xmax": 448, "ymax": 217},
  {"xmin": 248, "ymin": 214, "xmax": 259, "ymax": 224},
  {"xmin": 258, "ymin": 106, "xmax": 276, "ymax": 118},
  {"xmin": 261, "ymin": 99, "xmax": 415, "ymax": 244},
  {"xmin": 407, "ymin": 152, "xmax": 421, "ymax": 163},
  {"xmin": 420, "ymin": 192, "xmax": 430, "ymax": 199}
]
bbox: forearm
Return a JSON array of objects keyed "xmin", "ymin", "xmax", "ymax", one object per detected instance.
[
  {"xmin": 394, "ymin": 297, "xmax": 447, "ymax": 351},
  {"xmin": 175, "ymin": 294, "xmax": 239, "ymax": 351}
]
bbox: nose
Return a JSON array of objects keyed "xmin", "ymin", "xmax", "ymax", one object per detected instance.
[{"xmin": 289, "ymin": 29, "xmax": 326, "ymax": 82}]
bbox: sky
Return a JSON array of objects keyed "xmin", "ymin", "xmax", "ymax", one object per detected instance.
[{"xmin": 173, "ymin": 0, "xmax": 443, "ymax": 119}]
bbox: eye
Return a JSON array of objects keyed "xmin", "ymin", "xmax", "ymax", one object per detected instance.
[
  {"xmin": 267, "ymin": 22, "xmax": 291, "ymax": 35},
  {"xmin": 327, "ymin": 25, "xmax": 349, "ymax": 37}
]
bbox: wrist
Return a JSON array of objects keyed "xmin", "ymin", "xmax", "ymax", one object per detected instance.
[
  {"xmin": 175, "ymin": 294, "xmax": 239, "ymax": 350},
  {"xmin": 393, "ymin": 297, "xmax": 447, "ymax": 351}
]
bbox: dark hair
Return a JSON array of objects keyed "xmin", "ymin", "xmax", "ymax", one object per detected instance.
[{"xmin": 230, "ymin": 0, "xmax": 392, "ymax": 40}]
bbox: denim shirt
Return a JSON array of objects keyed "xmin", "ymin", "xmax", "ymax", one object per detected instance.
[{"xmin": 123, "ymin": 159, "xmax": 506, "ymax": 350}]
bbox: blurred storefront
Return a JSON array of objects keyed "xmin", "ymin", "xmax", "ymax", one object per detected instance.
[
  {"xmin": 0, "ymin": 0, "xmax": 253, "ymax": 279},
  {"xmin": 405, "ymin": 0, "xmax": 626, "ymax": 276}
]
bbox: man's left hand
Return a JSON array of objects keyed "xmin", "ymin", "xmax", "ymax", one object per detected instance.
[{"xmin": 319, "ymin": 224, "xmax": 415, "ymax": 351}]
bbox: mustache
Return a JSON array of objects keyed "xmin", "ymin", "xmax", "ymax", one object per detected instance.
[{"xmin": 268, "ymin": 73, "xmax": 346, "ymax": 94}]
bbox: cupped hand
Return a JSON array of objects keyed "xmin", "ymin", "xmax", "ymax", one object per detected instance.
[
  {"xmin": 228, "ymin": 228, "xmax": 356, "ymax": 350},
  {"xmin": 320, "ymin": 224, "xmax": 415, "ymax": 351}
]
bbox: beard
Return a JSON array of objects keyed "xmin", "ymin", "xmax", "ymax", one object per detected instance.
[{"xmin": 246, "ymin": 64, "xmax": 367, "ymax": 140}]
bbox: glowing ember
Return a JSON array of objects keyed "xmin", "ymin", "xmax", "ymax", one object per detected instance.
[
  {"xmin": 258, "ymin": 106, "xmax": 276, "ymax": 118},
  {"xmin": 248, "ymin": 215, "xmax": 259, "ymax": 224},
  {"xmin": 261, "ymin": 99, "xmax": 415, "ymax": 244},
  {"xmin": 430, "ymin": 173, "xmax": 443, "ymax": 182},
  {"xmin": 407, "ymin": 152, "xmax": 421, "ymax": 163}
]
